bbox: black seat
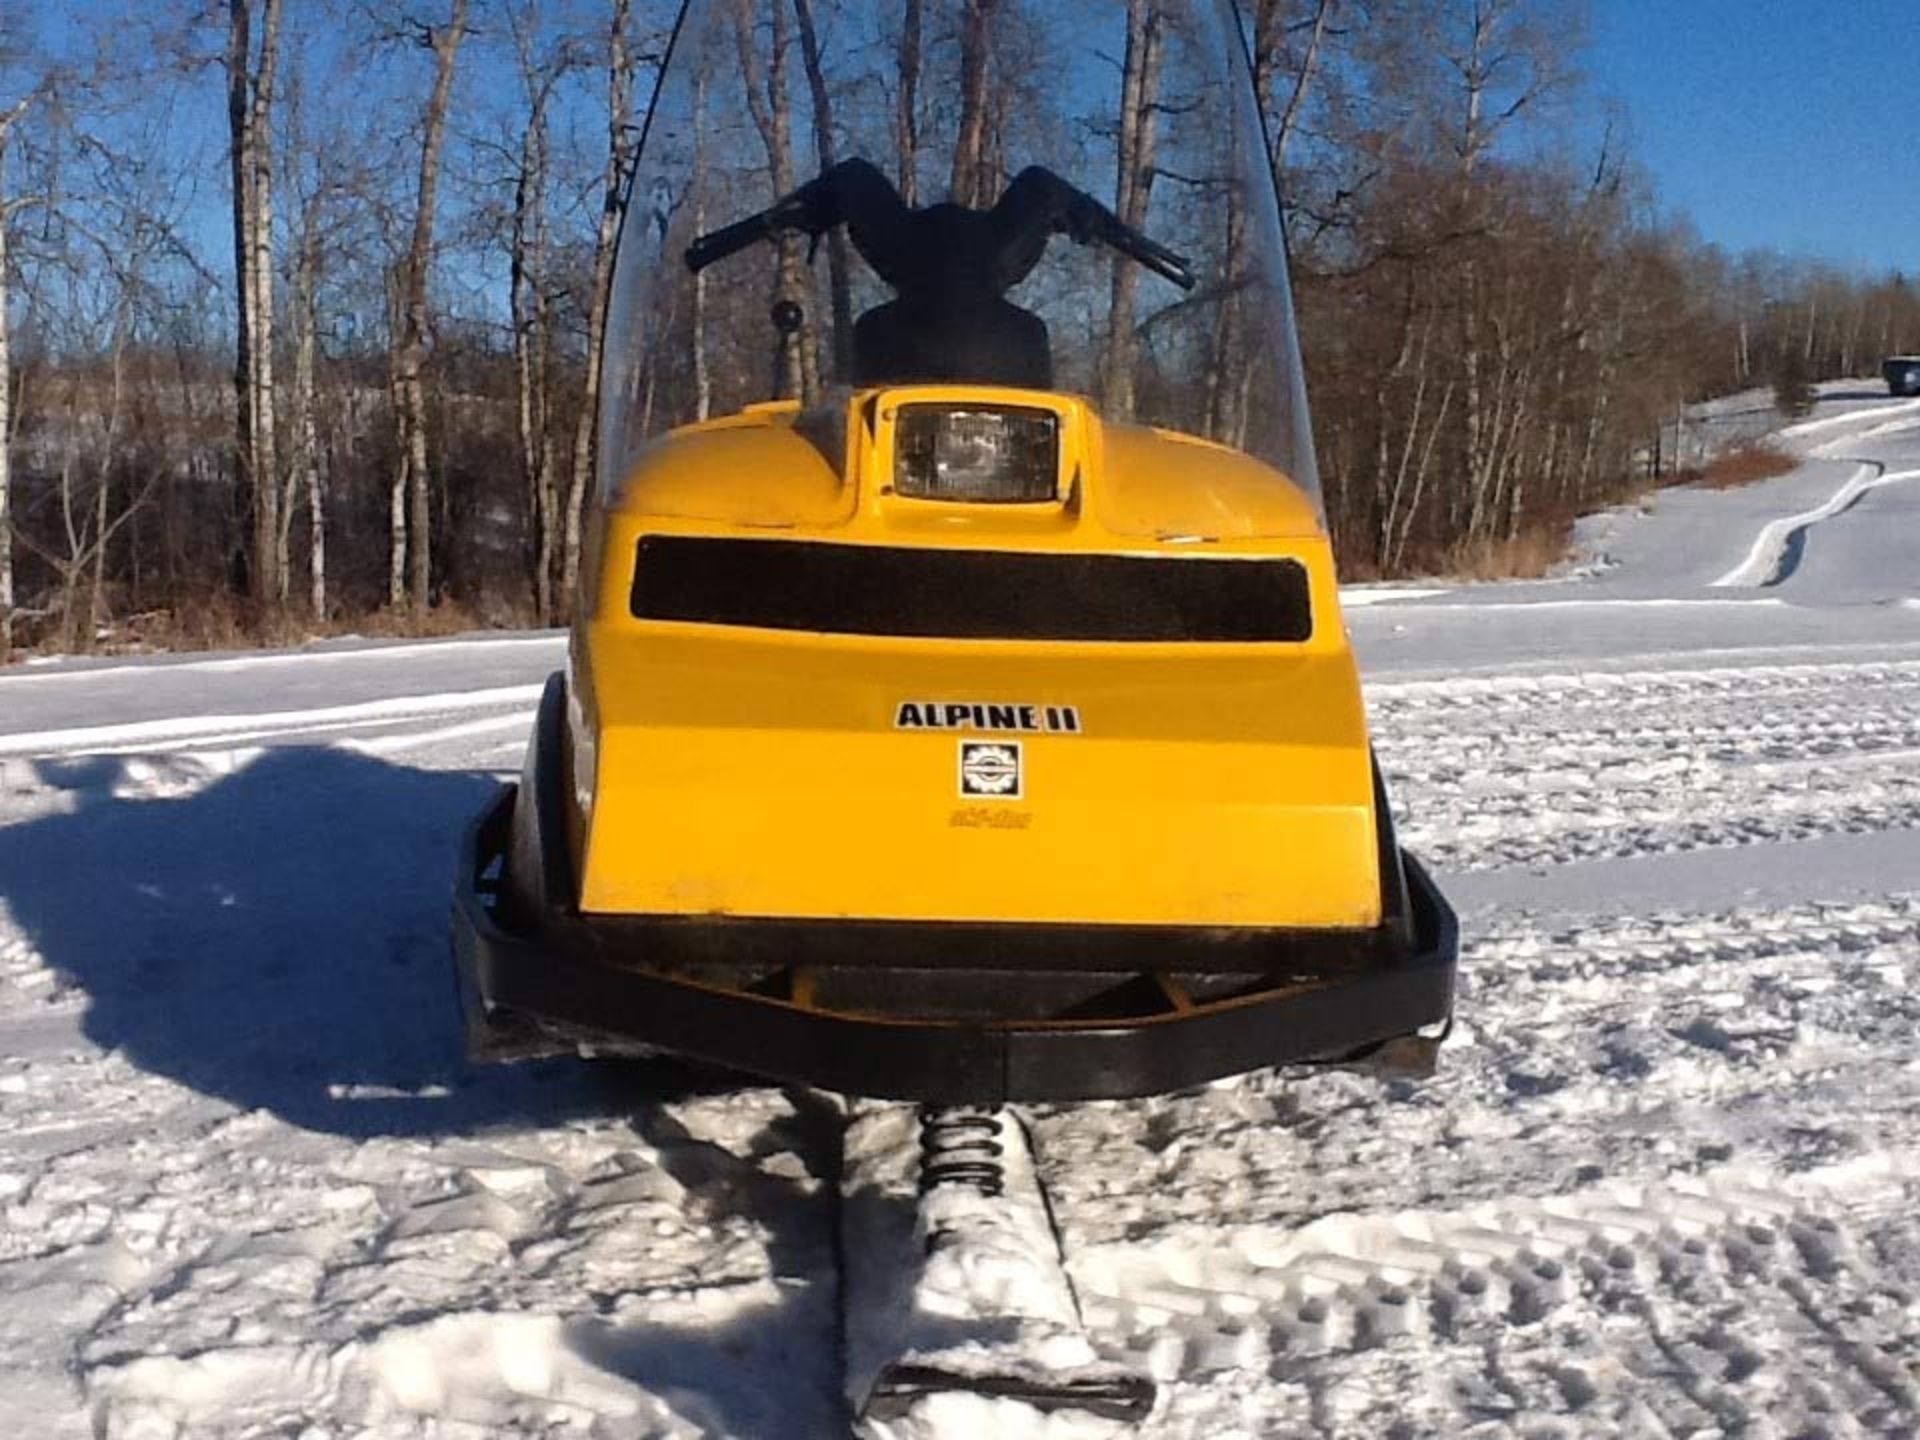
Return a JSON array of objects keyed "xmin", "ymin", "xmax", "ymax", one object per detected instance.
[{"xmin": 852, "ymin": 295, "xmax": 1053, "ymax": 390}]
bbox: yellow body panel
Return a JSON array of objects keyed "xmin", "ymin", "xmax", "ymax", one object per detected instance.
[{"xmin": 569, "ymin": 387, "xmax": 1381, "ymax": 929}]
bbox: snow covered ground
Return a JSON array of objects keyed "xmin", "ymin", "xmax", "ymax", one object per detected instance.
[{"xmin": 2, "ymin": 386, "xmax": 1918, "ymax": 1438}]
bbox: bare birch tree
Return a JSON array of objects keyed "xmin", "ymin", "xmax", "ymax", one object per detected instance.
[
  {"xmin": 894, "ymin": 0, "xmax": 923, "ymax": 205},
  {"xmin": 690, "ymin": 57, "xmax": 712, "ymax": 423},
  {"xmin": 0, "ymin": 87, "xmax": 40, "ymax": 654},
  {"xmin": 289, "ymin": 197, "xmax": 324, "ymax": 616},
  {"xmin": 950, "ymin": 0, "xmax": 1002, "ymax": 208},
  {"xmin": 278, "ymin": 48, "xmax": 356, "ymax": 622},
  {"xmin": 790, "ymin": 0, "xmax": 852, "ymax": 381},
  {"xmin": 507, "ymin": 5, "xmax": 566, "ymax": 621},
  {"xmin": 1100, "ymin": 0, "xmax": 1164, "ymax": 419},
  {"xmin": 1434, "ymin": 0, "xmax": 1571, "ymax": 543},
  {"xmin": 225, "ymin": 0, "xmax": 283, "ymax": 607},
  {"xmin": 388, "ymin": 0, "xmax": 468, "ymax": 611},
  {"xmin": 733, "ymin": 0, "xmax": 818, "ymax": 404}
]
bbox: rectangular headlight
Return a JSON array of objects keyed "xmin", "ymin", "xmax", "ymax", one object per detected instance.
[{"xmin": 894, "ymin": 406, "xmax": 1060, "ymax": 503}]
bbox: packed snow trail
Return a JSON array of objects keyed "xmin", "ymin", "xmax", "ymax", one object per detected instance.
[
  {"xmin": 1, "ymin": 384, "xmax": 1918, "ymax": 1437},
  {"xmin": 1030, "ymin": 892, "xmax": 1920, "ymax": 1437}
]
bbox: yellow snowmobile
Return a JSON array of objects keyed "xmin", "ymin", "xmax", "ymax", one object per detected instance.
[
  {"xmin": 455, "ymin": 3, "xmax": 1457, "ymax": 1424},
  {"xmin": 452, "ymin": 1, "xmax": 1455, "ymax": 1109}
]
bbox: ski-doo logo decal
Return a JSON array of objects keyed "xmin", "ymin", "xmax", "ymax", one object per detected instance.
[
  {"xmin": 896, "ymin": 701, "xmax": 1081, "ymax": 734},
  {"xmin": 958, "ymin": 742, "xmax": 1023, "ymax": 799}
]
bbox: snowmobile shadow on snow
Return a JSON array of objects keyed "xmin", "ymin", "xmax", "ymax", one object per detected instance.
[
  {"xmin": 0, "ymin": 747, "xmax": 722, "ymax": 1138},
  {"xmin": 560, "ymin": 1094, "xmax": 860, "ymax": 1438}
]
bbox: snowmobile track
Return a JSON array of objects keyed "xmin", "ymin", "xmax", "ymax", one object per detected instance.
[{"xmin": 838, "ymin": 1104, "xmax": 1157, "ymax": 1436}]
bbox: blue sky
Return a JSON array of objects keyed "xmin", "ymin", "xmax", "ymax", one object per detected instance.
[
  {"xmin": 1584, "ymin": 0, "xmax": 1920, "ymax": 275},
  {"xmin": 19, "ymin": 2, "xmax": 1919, "ymax": 284}
]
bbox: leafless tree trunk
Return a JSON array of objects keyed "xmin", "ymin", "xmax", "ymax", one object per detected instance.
[
  {"xmin": 561, "ymin": 0, "xmax": 635, "ymax": 611},
  {"xmin": 387, "ymin": 264, "xmax": 409, "ymax": 605},
  {"xmin": 290, "ymin": 206, "xmax": 325, "ymax": 617},
  {"xmin": 91, "ymin": 458, "xmax": 113, "ymax": 636},
  {"xmin": 0, "ymin": 95, "xmax": 30, "ymax": 656},
  {"xmin": 226, "ymin": 0, "xmax": 283, "ymax": 608},
  {"xmin": 391, "ymin": 0, "xmax": 468, "ymax": 611},
  {"xmin": 56, "ymin": 446, "xmax": 81, "ymax": 650},
  {"xmin": 510, "ymin": 22, "xmax": 561, "ymax": 622},
  {"xmin": 692, "ymin": 61, "xmax": 713, "ymax": 422},
  {"xmin": 1099, "ymin": 0, "xmax": 1163, "ymax": 419},
  {"xmin": 895, "ymin": 0, "xmax": 922, "ymax": 205},
  {"xmin": 1440, "ymin": 0, "xmax": 1564, "ymax": 547},
  {"xmin": 791, "ymin": 0, "xmax": 852, "ymax": 381},
  {"xmin": 226, "ymin": 1, "xmax": 255, "ymax": 601},
  {"xmin": 1207, "ymin": 0, "xmax": 1294, "ymax": 448},
  {"xmin": 1271, "ymin": 0, "xmax": 1335, "ymax": 173},
  {"xmin": 251, "ymin": 2, "xmax": 282, "ymax": 604},
  {"xmin": 1373, "ymin": 276, "xmax": 1424, "ymax": 564},
  {"xmin": 950, "ymin": 0, "xmax": 1001, "ymax": 207},
  {"xmin": 1456, "ymin": 54, "xmax": 1490, "ymax": 545},
  {"xmin": 0, "ymin": 206, "xmax": 12, "ymax": 656},
  {"xmin": 735, "ymin": 0, "xmax": 818, "ymax": 403},
  {"xmin": 1392, "ymin": 376, "xmax": 1454, "ymax": 573}
]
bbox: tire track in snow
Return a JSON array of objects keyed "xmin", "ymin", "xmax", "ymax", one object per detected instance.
[
  {"xmin": 0, "ymin": 631, "xmax": 563, "ymax": 687},
  {"xmin": 1060, "ymin": 1171, "xmax": 1920, "ymax": 1436},
  {"xmin": 0, "ymin": 684, "xmax": 542, "ymax": 758},
  {"xmin": 1710, "ymin": 460, "xmax": 1920, "ymax": 590},
  {"xmin": 1073, "ymin": 1172, "xmax": 1904, "ymax": 1396},
  {"xmin": 1030, "ymin": 896, "xmax": 1920, "ymax": 1437},
  {"xmin": 1369, "ymin": 653, "xmax": 1920, "ymax": 703},
  {"xmin": 1369, "ymin": 656, "xmax": 1920, "ymax": 871}
]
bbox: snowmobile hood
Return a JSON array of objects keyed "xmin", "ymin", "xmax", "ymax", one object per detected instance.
[{"xmin": 569, "ymin": 390, "xmax": 1366, "ymax": 930}]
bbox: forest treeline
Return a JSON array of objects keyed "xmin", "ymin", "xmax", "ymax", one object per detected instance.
[{"xmin": 1, "ymin": 0, "xmax": 1916, "ymax": 655}]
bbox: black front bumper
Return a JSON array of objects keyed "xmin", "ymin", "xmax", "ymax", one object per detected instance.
[{"xmin": 451, "ymin": 787, "xmax": 1457, "ymax": 1104}]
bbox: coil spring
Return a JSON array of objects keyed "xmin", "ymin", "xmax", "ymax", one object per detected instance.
[{"xmin": 917, "ymin": 1107, "xmax": 1005, "ymax": 1198}]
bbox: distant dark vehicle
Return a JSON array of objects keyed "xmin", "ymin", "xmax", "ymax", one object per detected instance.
[{"xmin": 1885, "ymin": 356, "xmax": 1920, "ymax": 397}]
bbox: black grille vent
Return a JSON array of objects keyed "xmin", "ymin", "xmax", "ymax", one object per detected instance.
[{"xmin": 630, "ymin": 536, "xmax": 1312, "ymax": 642}]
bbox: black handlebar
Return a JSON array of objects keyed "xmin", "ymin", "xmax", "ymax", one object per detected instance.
[
  {"xmin": 683, "ymin": 212, "xmax": 779, "ymax": 273},
  {"xmin": 684, "ymin": 161, "xmax": 1196, "ymax": 295}
]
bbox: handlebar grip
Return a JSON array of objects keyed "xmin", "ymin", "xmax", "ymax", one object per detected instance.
[
  {"xmin": 1125, "ymin": 235, "xmax": 1197, "ymax": 291},
  {"xmin": 1094, "ymin": 218, "xmax": 1197, "ymax": 291},
  {"xmin": 1060, "ymin": 186, "xmax": 1197, "ymax": 292},
  {"xmin": 685, "ymin": 213, "xmax": 774, "ymax": 273}
]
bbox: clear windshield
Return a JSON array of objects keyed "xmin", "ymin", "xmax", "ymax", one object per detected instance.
[{"xmin": 600, "ymin": 0, "xmax": 1320, "ymax": 512}]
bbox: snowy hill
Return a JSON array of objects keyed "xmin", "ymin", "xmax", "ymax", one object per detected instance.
[{"xmin": 2, "ymin": 388, "xmax": 1918, "ymax": 1438}]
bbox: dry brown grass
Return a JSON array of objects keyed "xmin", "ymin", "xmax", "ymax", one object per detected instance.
[
  {"xmin": 115, "ymin": 590, "xmax": 256, "ymax": 654},
  {"xmin": 1424, "ymin": 441, "xmax": 1796, "ymax": 585},
  {"xmin": 1684, "ymin": 442, "xmax": 1798, "ymax": 491},
  {"xmin": 13, "ymin": 593, "xmax": 531, "ymax": 665},
  {"xmin": 1332, "ymin": 552, "xmax": 1385, "ymax": 584},
  {"xmin": 1444, "ymin": 513, "xmax": 1578, "ymax": 582},
  {"xmin": 330, "ymin": 598, "xmax": 509, "ymax": 641}
]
